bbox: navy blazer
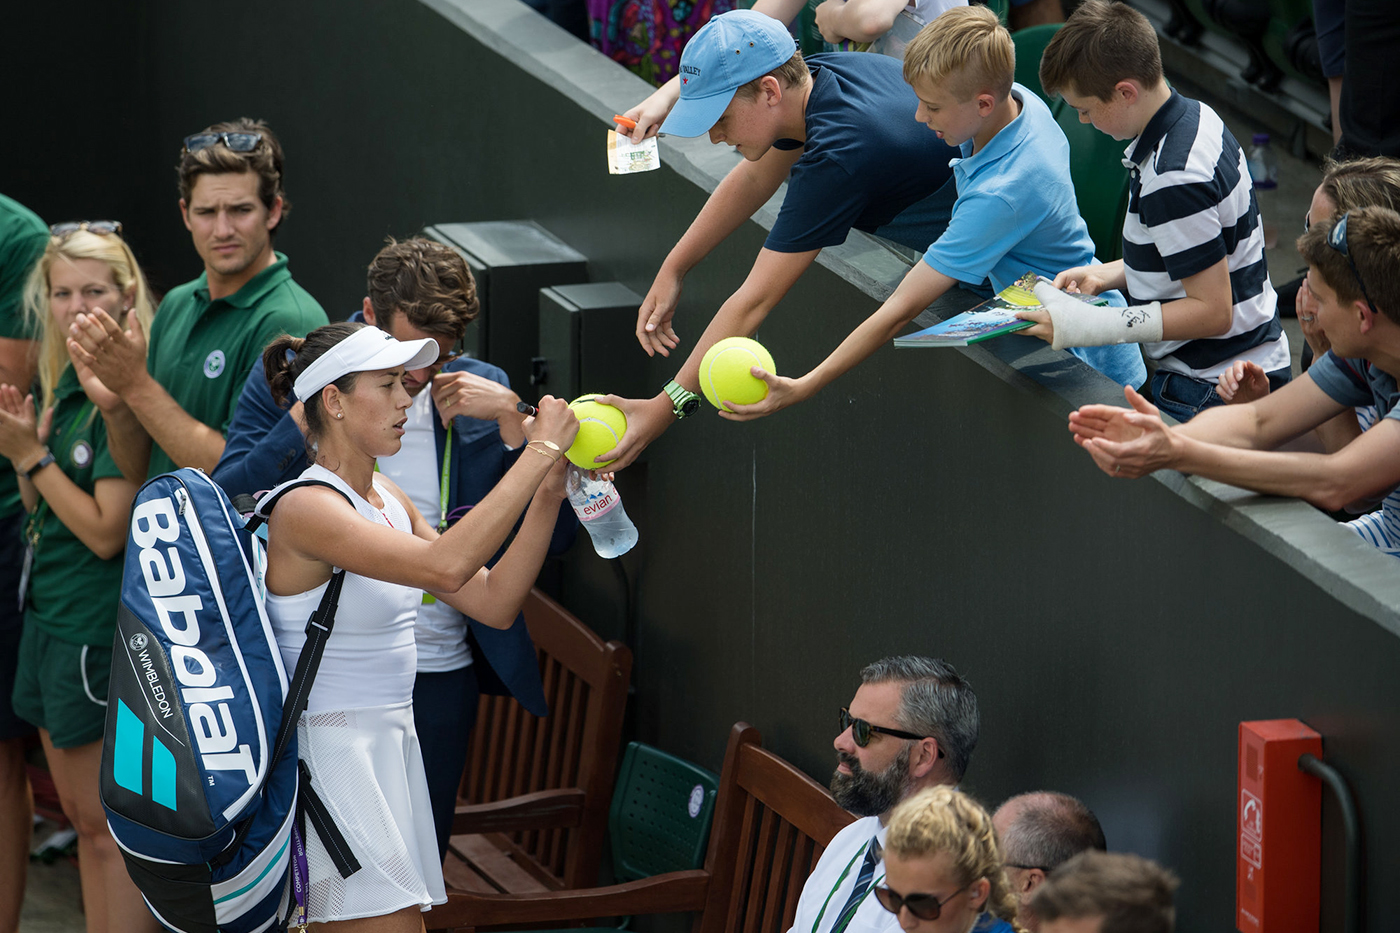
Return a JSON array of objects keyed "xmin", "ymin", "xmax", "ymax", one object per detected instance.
[{"xmin": 213, "ymin": 324, "xmax": 572, "ymax": 716}]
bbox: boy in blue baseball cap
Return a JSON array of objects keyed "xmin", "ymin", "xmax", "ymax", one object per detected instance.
[{"xmin": 600, "ymin": 8, "xmax": 959, "ymax": 467}]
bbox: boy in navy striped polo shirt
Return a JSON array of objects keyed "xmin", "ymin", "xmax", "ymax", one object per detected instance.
[{"xmin": 1017, "ymin": 0, "xmax": 1289, "ymax": 422}]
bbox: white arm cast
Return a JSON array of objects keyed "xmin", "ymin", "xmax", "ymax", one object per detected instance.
[{"xmin": 1034, "ymin": 282, "xmax": 1164, "ymax": 350}]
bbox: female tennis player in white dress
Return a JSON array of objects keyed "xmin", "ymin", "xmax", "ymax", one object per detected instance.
[{"xmin": 259, "ymin": 322, "xmax": 578, "ymax": 931}]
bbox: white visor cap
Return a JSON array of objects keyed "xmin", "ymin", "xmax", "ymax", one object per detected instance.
[{"xmin": 293, "ymin": 326, "xmax": 441, "ymax": 402}]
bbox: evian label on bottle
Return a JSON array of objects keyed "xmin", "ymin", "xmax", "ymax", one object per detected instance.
[{"xmin": 580, "ymin": 489, "xmax": 619, "ymax": 519}]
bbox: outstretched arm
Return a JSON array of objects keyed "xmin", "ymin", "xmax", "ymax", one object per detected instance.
[
  {"xmin": 1154, "ymin": 417, "xmax": 1400, "ymax": 510},
  {"xmin": 722, "ymin": 260, "xmax": 956, "ymax": 420},
  {"xmin": 604, "ymin": 245, "xmax": 820, "ymax": 469},
  {"xmin": 1068, "ymin": 382, "xmax": 1394, "ymax": 510},
  {"xmin": 266, "ymin": 399, "xmax": 579, "ymax": 596},
  {"xmin": 1072, "ymin": 375, "xmax": 1345, "ymax": 454},
  {"xmin": 637, "ymin": 146, "xmax": 803, "ymax": 357}
]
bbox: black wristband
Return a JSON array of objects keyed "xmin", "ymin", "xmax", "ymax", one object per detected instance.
[{"xmin": 23, "ymin": 450, "xmax": 54, "ymax": 481}]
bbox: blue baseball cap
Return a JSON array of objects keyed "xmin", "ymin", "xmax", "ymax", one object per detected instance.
[{"xmin": 660, "ymin": 10, "xmax": 798, "ymax": 138}]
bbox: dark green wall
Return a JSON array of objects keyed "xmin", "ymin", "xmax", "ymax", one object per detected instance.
[{"xmin": 7, "ymin": 1, "xmax": 1397, "ymax": 928}]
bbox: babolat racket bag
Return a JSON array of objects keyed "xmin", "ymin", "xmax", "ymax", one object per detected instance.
[{"xmin": 100, "ymin": 469, "xmax": 358, "ymax": 933}]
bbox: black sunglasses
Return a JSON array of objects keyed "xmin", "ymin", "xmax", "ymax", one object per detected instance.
[
  {"xmin": 874, "ymin": 882, "xmax": 971, "ymax": 921},
  {"xmin": 50, "ymin": 220, "xmax": 122, "ymax": 240},
  {"xmin": 183, "ymin": 131, "xmax": 264, "ymax": 154},
  {"xmin": 839, "ymin": 708, "xmax": 930, "ymax": 748},
  {"xmin": 1327, "ymin": 212, "xmax": 1378, "ymax": 313}
]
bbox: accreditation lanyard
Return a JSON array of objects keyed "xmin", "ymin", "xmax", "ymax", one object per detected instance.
[
  {"xmin": 811, "ymin": 842, "xmax": 885, "ymax": 933},
  {"xmin": 420, "ymin": 422, "xmax": 452, "ymax": 606},
  {"xmin": 437, "ymin": 422, "xmax": 452, "ymax": 531}
]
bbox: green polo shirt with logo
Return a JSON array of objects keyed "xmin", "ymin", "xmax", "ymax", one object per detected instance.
[
  {"xmin": 145, "ymin": 252, "xmax": 327, "ymax": 479},
  {"xmin": 0, "ymin": 195, "xmax": 49, "ymax": 517},
  {"xmin": 25, "ymin": 367, "xmax": 126, "ymax": 645}
]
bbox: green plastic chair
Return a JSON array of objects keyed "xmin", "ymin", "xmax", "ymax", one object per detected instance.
[
  {"xmin": 1055, "ymin": 105, "xmax": 1131, "ymax": 263},
  {"xmin": 1010, "ymin": 23, "xmax": 1063, "ymax": 111},
  {"xmin": 535, "ymin": 742, "xmax": 719, "ymax": 933}
]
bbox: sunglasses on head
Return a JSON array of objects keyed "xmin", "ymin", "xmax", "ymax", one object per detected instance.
[
  {"xmin": 50, "ymin": 220, "xmax": 122, "ymax": 240},
  {"xmin": 183, "ymin": 131, "xmax": 264, "ymax": 154},
  {"xmin": 839, "ymin": 708, "xmax": 933, "ymax": 749},
  {"xmin": 1327, "ymin": 212, "xmax": 1379, "ymax": 314},
  {"xmin": 874, "ymin": 882, "xmax": 972, "ymax": 921}
]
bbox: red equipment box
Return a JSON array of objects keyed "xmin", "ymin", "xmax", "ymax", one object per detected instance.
[{"xmin": 1236, "ymin": 719, "xmax": 1323, "ymax": 933}]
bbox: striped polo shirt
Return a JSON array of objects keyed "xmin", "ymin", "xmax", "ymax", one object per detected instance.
[{"xmin": 1120, "ymin": 92, "xmax": 1288, "ymax": 380}]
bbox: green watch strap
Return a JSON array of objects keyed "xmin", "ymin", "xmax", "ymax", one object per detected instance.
[{"xmin": 664, "ymin": 380, "xmax": 701, "ymax": 419}]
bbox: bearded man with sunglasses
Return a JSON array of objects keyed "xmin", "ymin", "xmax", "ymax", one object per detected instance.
[
  {"xmin": 67, "ymin": 118, "xmax": 327, "ymax": 483},
  {"xmin": 787, "ymin": 656, "xmax": 979, "ymax": 933},
  {"xmin": 1067, "ymin": 207, "xmax": 1400, "ymax": 560}
]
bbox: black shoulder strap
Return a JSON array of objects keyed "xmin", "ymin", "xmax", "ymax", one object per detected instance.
[{"xmin": 246, "ymin": 478, "xmax": 349, "ymax": 533}]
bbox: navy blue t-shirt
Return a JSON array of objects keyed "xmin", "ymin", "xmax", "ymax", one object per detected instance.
[{"xmin": 764, "ymin": 53, "xmax": 959, "ymax": 254}]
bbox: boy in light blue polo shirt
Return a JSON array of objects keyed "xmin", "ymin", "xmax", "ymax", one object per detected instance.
[{"xmin": 723, "ymin": 5, "xmax": 1145, "ymax": 423}]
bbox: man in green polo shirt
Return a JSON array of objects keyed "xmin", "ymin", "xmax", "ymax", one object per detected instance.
[
  {"xmin": 0, "ymin": 190, "xmax": 46, "ymax": 933},
  {"xmin": 68, "ymin": 118, "xmax": 327, "ymax": 480}
]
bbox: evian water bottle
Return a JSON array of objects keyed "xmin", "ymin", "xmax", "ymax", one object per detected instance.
[{"xmin": 566, "ymin": 465, "xmax": 638, "ymax": 558}]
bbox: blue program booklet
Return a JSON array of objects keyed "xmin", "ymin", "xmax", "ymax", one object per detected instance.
[{"xmin": 894, "ymin": 274, "xmax": 1108, "ymax": 348}]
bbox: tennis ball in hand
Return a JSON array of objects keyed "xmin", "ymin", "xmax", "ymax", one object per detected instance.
[
  {"xmin": 699, "ymin": 337, "xmax": 776, "ymax": 411},
  {"xmin": 566, "ymin": 395, "xmax": 627, "ymax": 468}
]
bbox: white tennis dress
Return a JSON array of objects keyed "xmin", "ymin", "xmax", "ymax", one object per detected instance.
[{"xmin": 266, "ymin": 464, "xmax": 446, "ymax": 922}]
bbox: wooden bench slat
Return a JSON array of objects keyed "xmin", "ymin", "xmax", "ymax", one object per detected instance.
[
  {"xmin": 782, "ymin": 834, "xmax": 814, "ymax": 930},
  {"xmin": 451, "ymin": 834, "xmax": 551, "ymax": 893},
  {"xmin": 763, "ymin": 818, "xmax": 797, "ymax": 933},
  {"xmin": 442, "ymin": 850, "xmax": 498, "ymax": 894}
]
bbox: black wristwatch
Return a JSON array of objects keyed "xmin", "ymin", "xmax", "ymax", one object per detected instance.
[{"xmin": 664, "ymin": 380, "xmax": 702, "ymax": 419}]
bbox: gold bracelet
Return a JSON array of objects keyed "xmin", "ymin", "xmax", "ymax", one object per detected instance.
[
  {"xmin": 526, "ymin": 444, "xmax": 560, "ymax": 463},
  {"xmin": 528, "ymin": 440, "xmax": 561, "ymax": 453}
]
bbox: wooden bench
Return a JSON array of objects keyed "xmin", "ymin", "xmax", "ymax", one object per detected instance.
[
  {"xmin": 426, "ymin": 722, "xmax": 856, "ymax": 933},
  {"xmin": 441, "ymin": 588, "xmax": 633, "ymax": 899}
]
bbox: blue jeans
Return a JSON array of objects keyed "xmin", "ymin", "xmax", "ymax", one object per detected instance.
[
  {"xmin": 413, "ymin": 663, "xmax": 480, "ymax": 861},
  {"xmin": 1150, "ymin": 367, "xmax": 1291, "ymax": 422}
]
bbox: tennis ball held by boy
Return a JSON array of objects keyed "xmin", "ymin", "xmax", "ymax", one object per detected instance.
[{"xmin": 699, "ymin": 337, "xmax": 775, "ymax": 411}]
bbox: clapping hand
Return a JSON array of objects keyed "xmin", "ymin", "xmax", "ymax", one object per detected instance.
[
  {"xmin": 67, "ymin": 307, "xmax": 148, "ymax": 398},
  {"xmin": 0, "ymin": 385, "xmax": 44, "ymax": 464}
]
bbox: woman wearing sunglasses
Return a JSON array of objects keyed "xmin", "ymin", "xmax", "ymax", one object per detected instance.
[
  {"xmin": 877, "ymin": 785, "xmax": 1025, "ymax": 933},
  {"xmin": 1, "ymin": 222, "xmax": 158, "ymax": 933}
]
